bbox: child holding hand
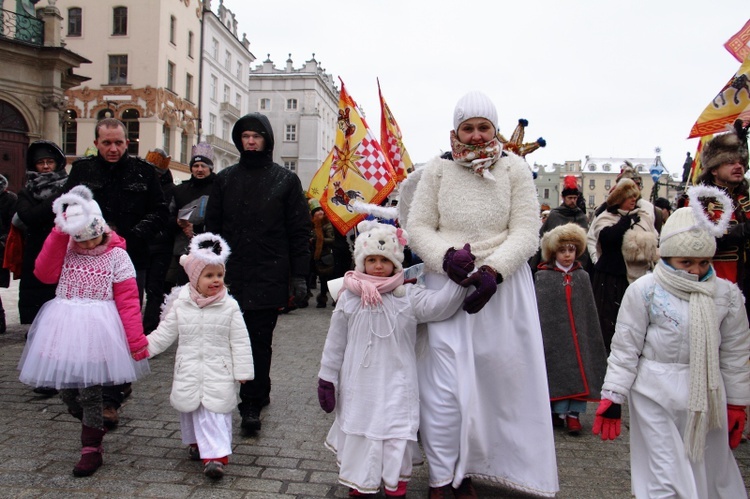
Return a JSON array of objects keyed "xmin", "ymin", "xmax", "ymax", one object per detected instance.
[
  {"xmin": 18, "ymin": 185, "xmax": 149, "ymax": 477},
  {"xmin": 145, "ymin": 233, "xmax": 253, "ymax": 479},
  {"xmin": 593, "ymin": 189, "xmax": 750, "ymax": 498},
  {"xmin": 318, "ymin": 221, "xmax": 468, "ymax": 497}
]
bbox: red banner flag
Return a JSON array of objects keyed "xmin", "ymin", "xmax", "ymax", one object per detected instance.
[
  {"xmin": 378, "ymin": 80, "xmax": 412, "ymax": 183},
  {"xmin": 725, "ymin": 19, "xmax": 750, "ymax": 63},
  {"xmin": 319, "ymin": 80, "xmax": 397, "ymax": 235},
  {"xmin": 688, "ymin": 135, "xmax": 713, "ymax": 186}
]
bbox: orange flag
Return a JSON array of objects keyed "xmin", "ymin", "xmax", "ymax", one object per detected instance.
[
  {"xmin": 688, "ymin": 57, "xmax": 750, "ymax": 138},
  {"xmin": 725, "ymin": 19, "xmax": 750, "ymax": 63},
  {"xmin": 319, "ymin": 80, "xmax": 397, "ymax": 235},
  {"xmin": 378, "ymin": 80, "xmax": 412, "ymax": 183}
]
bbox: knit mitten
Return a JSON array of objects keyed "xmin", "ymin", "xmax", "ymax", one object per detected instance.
[
  {"xmin": 460, "ymin": 265, "xmax": 498, "ymax": 314},
  {"xmin": 317, "ymin": 378, "xmax": 336, "ymax": 413},
  {"xmin": 728, "ymin": 404, "xmax": 747, "ymax": 449},
  {"xmin": 443, "ymin": 243, "xmax": 476, "ymax": 284}
]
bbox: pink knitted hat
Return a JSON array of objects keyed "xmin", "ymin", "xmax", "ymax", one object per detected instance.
[{"xmin": 180, "ymin": 233, "xmax": 231, "ymax": 287}]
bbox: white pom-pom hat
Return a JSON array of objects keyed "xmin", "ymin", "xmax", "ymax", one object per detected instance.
[
  {"xmin": 52, "ymin": 185, "xmax": 109, "ymax": 242},
  {"xmin": 353, "ymin": 220, "xmax": 408, "ymax": 273},
  {"xmin": 180, "ymin": 232, "xmax": 231, "ymax": 286},
  {"xmin": 453, "ymin": 91, "xmax": 499, "ymax": 132}
]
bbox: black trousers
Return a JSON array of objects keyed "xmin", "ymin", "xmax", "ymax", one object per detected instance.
[
  {"xmin": 237, "ymin": 308, "xmax": 279, "ymax": 415},
  {"xmin": 142, "ymin": 250, "xmax": 173, "ymax": 333}
]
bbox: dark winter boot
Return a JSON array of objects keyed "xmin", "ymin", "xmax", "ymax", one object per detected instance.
[
  {"xmin": 72, "ymin": 425, "xmax": 106, "ymax": 477},
  {"xmin": 0, "ymin": 309, "xmax": 6, "ymax": 334}
]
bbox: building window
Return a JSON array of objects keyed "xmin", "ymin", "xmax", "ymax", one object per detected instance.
[
  {"xmin": 67, "ymin": 8, "xmax": 82, "ymax": 37},
  {"xmin": 589, "ymin": 179, "xmax": 595, "ymax": 190},
  {"xmin": 224, "ymin": 51, "xmax": 231, "ymax": 70},
  {"xmin": 208, "ymin": 114, "xmax": 216, "ymax": 136},
  {"xmin": 588, "ymin": 195, "xmax": 595, "ymax": 208},
  {"xmin": 169, "ymin": 15, "xmax": 176, "ymax": 45},
  {"xmin": 122, "ymin": 108, "xmax": 140, "ymax": 155},
  {"xmin": 222, "ymin": 120, "xmax": 229, "ymax": 141},
  {"xmin": 112, "ymin": 6, "xmax": 127, "ymax": 36},
  {"xmin": 163, "ymin": 124, "xmax": 171, "ymax": 155},
  {"xmin": 187, "ymin": 31, "xmax": 194, "ymax": 58},
  {"xmin": 62, "ymin": 109, "xmax": 78, "ymax": 155},
  {"xmin": 236, "ymin": 61, "xmax": 242, "ymax": 79},
  {"xmin": 166, "ymin": 61, "xmax": 175, "ymax": 91},
  {"xmin": 283, "ymin": 160, "xmax": 297, "ymax": 172},
  {"xmin": 285, "ymin": 124, "xmax": 297, "ymax": 141},
  {"xmin": 286, "ymin": 98, "xmax": 298, "ymax": 110},
  {"xmin": 108, "ymin": 54, "xmax": 128, "ymax": 85},
  {"xmin": 235, "ymin": 93, "xmax": 241, "ymax": 111},
  {"xmin": 185, "ymin": 73, "xmax": 193, "ymax": 102},
  {"xmin": 259, "ymin": 98, "xmax": 270, "ymax": 110},
  {"xmin": 211, "ymin": 38, "xmax": 219, "ymax": 59},
  {"xmin": 180, "ymin": 131, "xmax": 188, "ymax": 164},
  {"xmin": 210, "ymin": 75, "xmax": 217, "ymax": 101},
  {"xmin": 605, "ymin": 179, "xmax": 611, "ymax": 190},
  {"xmin": 223, "ymin": 84, "xmax": 230, "ymax": 103},
  {"xmin": 543, "ymin": 188, "xmax": 550, "ymax": 199}
]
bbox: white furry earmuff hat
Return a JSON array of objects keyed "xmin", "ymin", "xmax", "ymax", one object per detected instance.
[
  {"xmin": 540, "ymin": 223, "xmax": 587, "ymax": 262},
  {"xmin": 453, "ymin": 91, "xmax": 499, "ymax": 132},
  {"xmin": 52, "ymin": 185, "xmax": 109, "ymax": 242},
  {"xmin": 353, "ymin": 220, "xmax": 408, "ymax": 273},
  {"xmin": 180, "ymin": 233, "xmax": 231, "ymax": 287},
  {"xmin": 659, "ymin": 186, "xmax": 733, "ymax": 259}
]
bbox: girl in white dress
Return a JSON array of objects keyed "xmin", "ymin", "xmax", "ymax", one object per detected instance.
[{"xmin": 317, "ymin": 221, "xmax": 466, "ymax": 498}]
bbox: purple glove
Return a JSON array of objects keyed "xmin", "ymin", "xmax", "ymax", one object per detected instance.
[
  {"xmin": 317, "ymin": 378, "xmax": 336, "ymax": 413},
  {"xmin": 443, "ymin": 244, "xmax": 476, "ymax": 284},
  {"xmin": 460, "ymin": 265, "xmax": 499, "ymax": 314},
  {"xmin": 592, "ymin": 399, "xmax": 622, "ymax": 441}
]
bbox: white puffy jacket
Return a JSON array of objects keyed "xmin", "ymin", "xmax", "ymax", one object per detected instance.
[{"xmin": 147, "ymin": 285, "xmax": 254, "ymax": 413}]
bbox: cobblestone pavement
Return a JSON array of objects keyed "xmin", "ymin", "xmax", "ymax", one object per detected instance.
[{"xmin": 0, "ymin": 281, "xmax": 748, "ymax": 498}]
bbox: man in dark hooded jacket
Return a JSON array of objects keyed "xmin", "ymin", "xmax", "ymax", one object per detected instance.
[{"xmin": 205, "ymin": 113, "xmax": 310, "ymax": 435}]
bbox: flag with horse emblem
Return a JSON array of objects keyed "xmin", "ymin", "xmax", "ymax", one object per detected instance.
[
  {"xmin": 689, "ymin": 57, "xmax": 750, "ymax": 138},
  {"xmin": 378, "ymin": 80, "xmax": 412, "ymax": 183},
  {"xmin": 317, "ymin": 80, "xmax": 397, "ymax": 235}
]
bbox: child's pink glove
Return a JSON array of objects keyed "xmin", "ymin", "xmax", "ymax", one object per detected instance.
[
  {"xmin": 443, "ymin": 244, "xmax": 476, "ymax": 284},
  {"xmin": 592, "ymin": 399, "xmax": 621, "ymax": 441},
  {"xmin": 318, "ymin": 378, "xmax": 335, "ymax": 413},
  {"xmin": 131, "ymin": 346, "xmax": 149, "ymax": 361},
  {"xmin": 727, "ymin": 404, "xmax": 747, "ymax": 449}
]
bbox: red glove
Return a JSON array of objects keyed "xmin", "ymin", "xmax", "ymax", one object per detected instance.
[
  {"xmin": 460, "ymin": 265, "xmax": 499, "ymax": 314},
  {"xmin": 727, "ymin": 404, "xmax": 747, "ymax": 449},
  {"xmin": 131, "ymin": 346, "xmax": 149, "ymax": 361},
  {"xmin": 592, "ymin": 399, "xmax": 622, "ymax": 441},
  {"xmin": 443, "ymin": 244, "xmax": 476, "ymax": 284},
  {"xmin": 317, "ymin": 378, "xmax": 336, "ymax": 413}
]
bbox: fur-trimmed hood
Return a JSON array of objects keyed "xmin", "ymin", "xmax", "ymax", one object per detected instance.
[{"xmin": 540, "ymin": 223, "xmax": 587, "ymax": 262}]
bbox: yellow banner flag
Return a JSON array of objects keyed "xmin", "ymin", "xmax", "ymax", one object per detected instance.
[
  {"xmin": 689, "ymin": 57, "xmax": 750, "ymax": 138},
  {"xmin": 307, "ymin": 150, "xmax": 333, "ymax": 201},
  {"xmin": 378, "ymin": 80, "xmax": 412, "ymax": 183},
  {"xmin": 319, "ymin": 81, "xmax": 397, "ymax": 235},
  {"xmin": 688, "ymin": 135, "xmax": 713, "ymax": 185}
]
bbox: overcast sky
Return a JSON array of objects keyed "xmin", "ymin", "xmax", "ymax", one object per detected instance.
[{"xmin": 228, "ymin": 0, "xmax": 747, "ymax": 176}]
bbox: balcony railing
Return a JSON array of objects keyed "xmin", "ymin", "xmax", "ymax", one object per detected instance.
[{"xmin": 0, "ymin": 8, "xmax": 43, "ymax": 46}]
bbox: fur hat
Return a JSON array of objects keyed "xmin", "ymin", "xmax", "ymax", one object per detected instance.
[
  {"xmin": 540, "ymin": 223, "xmax": 587, "ymax": 262},
  {"xmin": 701, "ymin": 119, "xmax": 749, "ymax": 173},
  {"xmin": 561, "ymin": 175, "xmax": 580, "ymax": 197},
  {"xmin": 52, "ymin": 185, "xmax": 109, "ymax": 242},
  {"xmin": 189, "ymin": 142, "xmax": 214, "ymax": 169},
  {"xmin": 353, "ymin": 220, "xmax": 408, "ymax": 273},
  {"xmin": 179, "ymin": 232, "xmax": 231, "ymax": 288},
  {"xmin": 145, "ymin": 148, "xmax": 171, "ymax": 170},
  {"xmin": 659, "ymin": 185, "xmax": 733, "ymax": 258},
  {"xmin": 453, "ymin": 91, "xmax": 498, "ymax": 132},
  {"xmin": 606, "ymin": 178, "xmax": 640, "ymax": 208}
]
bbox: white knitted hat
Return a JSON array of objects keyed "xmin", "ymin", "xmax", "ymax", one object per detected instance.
[
  {"xmin": 180, "ymin": 232, "xmax": 231, "ymax": 287},
  {"xmin": 659, "ymin": 186, "xmax": 733, "ymax": 258},
  {"xmin": 353, "ymin": 220, "xmax": 408, "ymax": 273},
  {"xmin": 52, "ymin": 185, "xmax": 109, "ymax": 242},
  {"xmin": 453, "ymin": 91, "xmax": 498, "ymax": 132}
]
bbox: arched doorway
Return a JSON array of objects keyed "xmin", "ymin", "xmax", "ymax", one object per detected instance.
[{"xmin": 0, "ymin": 100, "xmax": 30, "ymax": 193}]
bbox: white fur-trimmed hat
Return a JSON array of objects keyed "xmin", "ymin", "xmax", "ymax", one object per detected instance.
[
  {"xmin": 179, "ymin": 232, "xmax": 231, "ymax": 287},
  {"xmin": 52, "ymin": 185, "xmax": 109, "ymax": 242},
  {"xmin": 353, "ymin": 220, "xmax": 408, "ymax": 273},
  {"xmin": 659, "ymin": 186, "xmax": 733, "ymax": 258},
  {"xmin": 453, "ymin": 91, "xmax": 498, "ymax": 132}
]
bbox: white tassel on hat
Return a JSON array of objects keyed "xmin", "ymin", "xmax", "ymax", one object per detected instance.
[{"xmin": 52, "ymin": 185, "xmax": 109, "ymax": 242}]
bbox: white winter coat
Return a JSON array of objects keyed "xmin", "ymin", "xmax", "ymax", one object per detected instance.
[
  {"xmin": 147, "ymin": 286, "xmax": 254, "ymax": 414},
  {"xmin": 604, "ymin": 272, "xmax": 750, "ymax": 498}
]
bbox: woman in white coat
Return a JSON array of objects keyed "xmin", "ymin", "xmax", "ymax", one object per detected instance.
[
  {"xmin": 146, "ymin": 233, "xmax": 253, "ymax": 479},
  {"xmin": 404, "ymin": 91, "xmax": 558, "ymax": 498}
]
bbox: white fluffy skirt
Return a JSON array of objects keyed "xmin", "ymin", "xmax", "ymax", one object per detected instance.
[{"xmin": 18, "ymin": 298, "xmax": 150, "ymax": 389}]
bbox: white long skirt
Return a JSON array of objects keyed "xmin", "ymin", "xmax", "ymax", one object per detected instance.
[
  {"xmin": 18, "ymin": 297, "xmax": 149, "ymax": 389},
  {"xmin": 417, "ymin": 267, "xmax": 558, "ymax": 496},
  {"xmin": 180, "ymin": 405, "xmax": 233, "ymax": 460}
]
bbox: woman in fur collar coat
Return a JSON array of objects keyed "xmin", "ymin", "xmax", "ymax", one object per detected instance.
[
  {"xmin": 587, "ymin": 178, "xmax": 659, "ymax": 351},
  {"xmin": 404, "ymin": 91, "xmax": 558, "ymax": 498}
]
